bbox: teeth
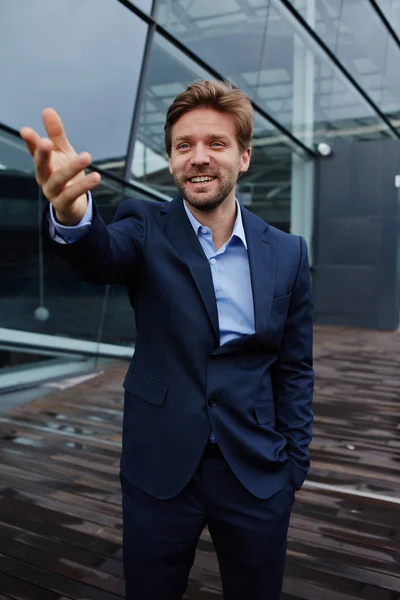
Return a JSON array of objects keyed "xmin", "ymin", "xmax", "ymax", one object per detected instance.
[{"xmin": 190, "ymin": 176, "xmax": 215, "ymax": 183}]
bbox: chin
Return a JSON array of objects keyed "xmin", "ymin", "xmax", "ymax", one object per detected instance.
[{"xmin": 185, "ymin": 194, "xmax": 226, "ymax": 212}]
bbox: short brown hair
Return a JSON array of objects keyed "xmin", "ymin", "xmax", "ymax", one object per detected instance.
[{"xmin": 164, "ymin": 80, "xmax": 253, "ymax": 156}]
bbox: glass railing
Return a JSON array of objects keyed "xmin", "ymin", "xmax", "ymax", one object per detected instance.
[{"xmin": 0, "ymin": 123, "xmax": 170, "ymax": 389}]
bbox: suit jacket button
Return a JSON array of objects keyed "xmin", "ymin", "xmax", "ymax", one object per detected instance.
[{"xmin": 208, "ymin": 396, "xmax": 218, "ymax": 407}]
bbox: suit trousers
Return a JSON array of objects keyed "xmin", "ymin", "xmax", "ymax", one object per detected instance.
[{"xmin": 121, "ymin": 452, "xmax": 295, "ymax": 600}]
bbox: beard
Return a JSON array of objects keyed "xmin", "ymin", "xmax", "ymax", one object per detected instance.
[{"xmin": 172, "ymin": 166, "xmax": 239, "ymax": 212}]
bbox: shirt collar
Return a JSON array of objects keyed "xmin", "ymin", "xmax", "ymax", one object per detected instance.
[{"xmin": 183, "ymin": 198, "xmax": 248, "ymax": 249}]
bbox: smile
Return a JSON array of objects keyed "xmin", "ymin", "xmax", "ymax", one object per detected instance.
[{"xmin": 188, "ymin": 176, "xmax": 216, "ymax": 183}]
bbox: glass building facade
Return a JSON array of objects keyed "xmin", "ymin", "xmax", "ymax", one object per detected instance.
[{"xmin": 1, "ymin": 0, "xmax": 399, "ymax": 388}]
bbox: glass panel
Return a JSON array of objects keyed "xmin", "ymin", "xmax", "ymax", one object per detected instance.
[
  {"xmin": 0, "ymin": 0, "xmax": 147, "ymax": 167},
  {"xmin": 290, "ymin": 0, "xmax": 400, "ymax": 132},
  {"xmin": 370, "ymin": 0, "xmax": 400, "ymax": 39},
  {"xmin": 157, "ymin": 0, "xmax": 392, "ymax": 145},
  {"xmin": 0, "ymin": 125, "xmax": 168, "ymax": 387},
  {"xmin": 130, "ymin": 0, "xmax": 153, "ymax": 14},
  {"xmin": 237, "ymin": 115, "xmax": 309, "ymax": 232},
  {"xmin": 130, "ymin": 34, "xmax": 211, "ymax": 197},
  {"xmin": 130, "ymin": 33, "xmax": 310, "ymax": 233}
]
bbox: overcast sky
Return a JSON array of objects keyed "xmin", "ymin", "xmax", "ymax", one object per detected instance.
[{"xmin": 0, "ymin": 0, "xmax": 147, "ymax": 161}]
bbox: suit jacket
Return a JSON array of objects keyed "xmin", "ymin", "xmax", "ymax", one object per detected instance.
[{"xmin": 43, "ymin": 196, "xmax": 314, "ymax": 499}]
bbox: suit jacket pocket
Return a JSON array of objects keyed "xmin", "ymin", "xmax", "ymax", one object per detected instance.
[
  {"xmin": 123, "ymin": 369, "xmax": 167, "ymax": 407},
  {"xmin": 254, "ymin": 400, "xmax": 275, "ymax": 425},
  {"xmin": 271, "ymin": 293, "xmax": 291, "ymax": 311}
]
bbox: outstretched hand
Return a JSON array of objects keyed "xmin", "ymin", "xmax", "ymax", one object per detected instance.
[{"xmin": 20, "ymin": 109, "xmax": 101, "ymax": 225}]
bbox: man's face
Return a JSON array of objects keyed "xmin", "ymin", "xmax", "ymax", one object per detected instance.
[{"xmin": 168, "ymin": 107, "xmax": 251, "ymax": 212}]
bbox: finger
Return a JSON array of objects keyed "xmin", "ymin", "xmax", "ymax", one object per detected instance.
[
  {"xmin": 34, "ymin": 138, "xmax": 55, "ymax": 185},
  {"xmin": 54, "ymin": 171, "xmax": 101, "ymax": 206},
  {"xmin": 20, "ymin": 127, "xmax": 40, "ymax": 157},
  {"xmin": 43, "ymin": 152, "xmax": 92, "ymax": 200},
  {"xmin": 42, "ymin": 108, "xmax": 74, "ymax": 153}
]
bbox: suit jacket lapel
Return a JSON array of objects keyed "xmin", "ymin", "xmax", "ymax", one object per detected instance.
[
  {"xmin": 162, "ymin": 198, "xmax": 220, "ymax": 343},
  {"xmin": 241, "ymin": 206, "xmax": 276, "ymax": 334}
]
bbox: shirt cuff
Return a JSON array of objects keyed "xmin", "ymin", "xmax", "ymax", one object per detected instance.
[{"xmin": 48, "ymin": 193, "xmax": 93, "ymax": 244}]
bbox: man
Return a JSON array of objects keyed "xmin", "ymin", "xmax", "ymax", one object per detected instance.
[{"xmin": 21, "ymin": 80, "xmax": 314, "ymax": 600}]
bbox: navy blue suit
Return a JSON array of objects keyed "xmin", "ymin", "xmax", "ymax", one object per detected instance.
[{"xmin": 44, "ymin": 196, "xmax": 314, "ymax": 599}]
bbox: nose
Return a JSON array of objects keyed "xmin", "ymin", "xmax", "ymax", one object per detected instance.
[{"xmin": 190, "ymin": 143, "xmax": 210, "ymax": 166}]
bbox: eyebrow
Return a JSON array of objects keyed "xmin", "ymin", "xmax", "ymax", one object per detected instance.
[{"xmin": 174, "ymin": 133, "xmax": 231, "ymax": 144}]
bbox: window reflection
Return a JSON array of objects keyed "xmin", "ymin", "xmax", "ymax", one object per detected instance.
[
  {"xmin": 376, "ymin": 0, "xmax": 400, "ymax": 36},
  {"xmin": 0, "ymin": 0, "xmax": 147, "ymax": 165},
  {"xmin": 130, "ymin": 34, "xmax": 211, "ymax": 198},
  {"xmin": 130, "ymin": 33, "xmax": 309, "ymax": 230},
  {"xmin": 130, "ymin": 0, "xmax": 153, "ymax": 14},
  {"xmin": 289, "ymin": 0, "xmax": 400, "ymax": 136},
  {"xmin": 157, "ymin": 0, "xmax": 391, "ymax": 146},
  {"xmin": 0, "ymin": 126, "xmax": 160, "ymax": 350},
  {"xmin": 238, "ymin": 115, "xmax": 306, "ymax": 231}
]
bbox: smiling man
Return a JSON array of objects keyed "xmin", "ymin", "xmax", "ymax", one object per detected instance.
[{"xmin": 21, "ymin": 80, "xmax": 314, "ymax": 600}]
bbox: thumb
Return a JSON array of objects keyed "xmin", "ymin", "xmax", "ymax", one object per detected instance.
[{"xmin": 42, "ymin": 108, "xmax": 75, "ymax": 154}]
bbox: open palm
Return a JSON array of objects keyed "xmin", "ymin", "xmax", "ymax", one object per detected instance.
[{"xmin": 20, "ymin": 109, "xmax": 101, "ymax": 225}]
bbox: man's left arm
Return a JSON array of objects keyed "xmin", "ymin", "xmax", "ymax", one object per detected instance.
[{"xmin": 271, "ymin": 236, "xmax": 314, "ymax": 491}]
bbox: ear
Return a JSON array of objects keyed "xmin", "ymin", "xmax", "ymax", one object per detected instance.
[
  {"xmin": 239, "ymin": 147, "xmax": 251, "ymax": 173},
  {"xmin": 168, "ymin": 157, "xmax": 173, "ymax": 175}
]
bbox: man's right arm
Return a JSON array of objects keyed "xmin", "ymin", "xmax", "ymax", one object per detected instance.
[
  {"xmin": 42, "ymin": 194, "xmax": 146, "ymax": 285},
  {"xmin": 21, "ymin": 109, "xmax": 145, "ymax": 285}
]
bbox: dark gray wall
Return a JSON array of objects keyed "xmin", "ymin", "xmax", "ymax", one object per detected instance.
[{"xmin": 313, "ymin": 139, "xmax": 400, "ymax": 330}]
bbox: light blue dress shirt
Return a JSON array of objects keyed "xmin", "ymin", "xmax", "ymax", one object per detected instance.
[
  {"xmin": 50, "ymin": 195, "xmax": 256, "ymax": 442},
  {"xmin": 49, "ymin": 195, "xmax": 93, "ymax": 244},
  {"xmin": 182, "ymin": 200, "xmax": 255, "ymax": 346}
]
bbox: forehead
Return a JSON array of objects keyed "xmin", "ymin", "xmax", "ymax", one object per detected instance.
[{"xmin": 171, "ymin": 107, "xmax": 237, "ymax": 140}]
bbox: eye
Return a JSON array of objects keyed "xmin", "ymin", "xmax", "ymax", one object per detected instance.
[
  {"xmin": 178, "ymin": 143, "xmax": 190, "ymax": 150},
  {"xmin": 211, "ymin": 142, "xmax": 223, "ymax": 147}
]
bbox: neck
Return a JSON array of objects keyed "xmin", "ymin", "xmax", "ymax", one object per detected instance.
[{"xmin": 184, "ymin": 193, "xmax": 237, "ymax": 251}]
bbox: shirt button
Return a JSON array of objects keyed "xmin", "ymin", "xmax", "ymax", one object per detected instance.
[
  {"xmin": 208, "ymin": 396, "xmax": 218, "ymax": 407},
  {"xmin": 201, "ymin": 227, "xmax": 208, "ymax": 234},
  {"xmin": 210, "ymin": 258, "xmax": 216, "ymax": 265}
]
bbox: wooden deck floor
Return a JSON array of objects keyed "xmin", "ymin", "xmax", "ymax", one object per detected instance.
[{"xmin": 0, "ymin": 325, "xmax": 399, "ymax": 600}]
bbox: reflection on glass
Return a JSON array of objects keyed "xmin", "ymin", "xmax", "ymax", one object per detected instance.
[
  {"xmin": 238, "ymin": 115, "xmax": 308, "ymax": 231},
  {"xmin": 0, "ymin": 0, "xmax": 147, "ymax": 165},
  {"xmin": 289, "ymin": 0, "xmax": 400, "ymax": 135},
  {"xmin": 157, "ymin": 0, "xmax": 391, "ymax": 145},
  {"xmin": 130, "ymin": 33, "xmax": 310, "ymax": 230},
  {"xmin": 0, "ymin": 126, "xmax": 165, "ymax": 362},
  {"xmin": 130, "ymin": 0, "xmax": 153, "ymax": 14},
  {"xmin": 130, "ymin": 34, "xmax": 211, "ymax": 198},
  {"xmin": 365, "ymin": 0, "xmax": 400, "ymax": 39}
]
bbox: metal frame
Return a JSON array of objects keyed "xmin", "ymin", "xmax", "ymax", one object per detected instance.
[
  {"xmin": 6, "ymin": 0, "xmax": 400, "ymax": 185},
  {"xmin": 116, "ymin": 0, "xmax": 317, "ymax": 162},
  {"xmin": 0, "ymin": 328, "xmax": 134, "ymax": 359},
  {"xmin": 151, "ymin": 25, "xmax": 317, "ymax": 158},
  {"xmin": 151, "ymin": 0, "xmax": 160, "ymax": 21},
  {"xmin": 118, "ymin": 0, "xmax": 400, "ymax": 172},
  {"xmin": 123, "ymin": 20, "xmax": 157, "ymax": 181},
  {"xmin": 0, "ymin": 122, "xmax": 171, "ymax": 203}
]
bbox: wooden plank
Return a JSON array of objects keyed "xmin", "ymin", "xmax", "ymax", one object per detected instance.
[
  {"xmin": 0, "ymin": 554, "xmax": 124, "ymax": 600},
  {"xmin": 0, "ymin": 325, "xmax": 399, "ymax": 600},
  {"xmin": 0, "ymin": 510, "xmax": 121, "ymax": 556},
  {"xmin": 0, "ymin": 574, "xmax": 65, "ymax": 600},
  {"xmin": 0, "ymin": 537, "xmax": 124, "ymax": 595},
  {"xmin": 0, "ymin": 471, "xmax": 122, "ymax": 515},
  {"xmin": 0, "ymin": 496, "xmax": 122, "ymax": 545},
  {"xmin": 0, "ymin": 521, "xmax": 122, "ymax": 577}
]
